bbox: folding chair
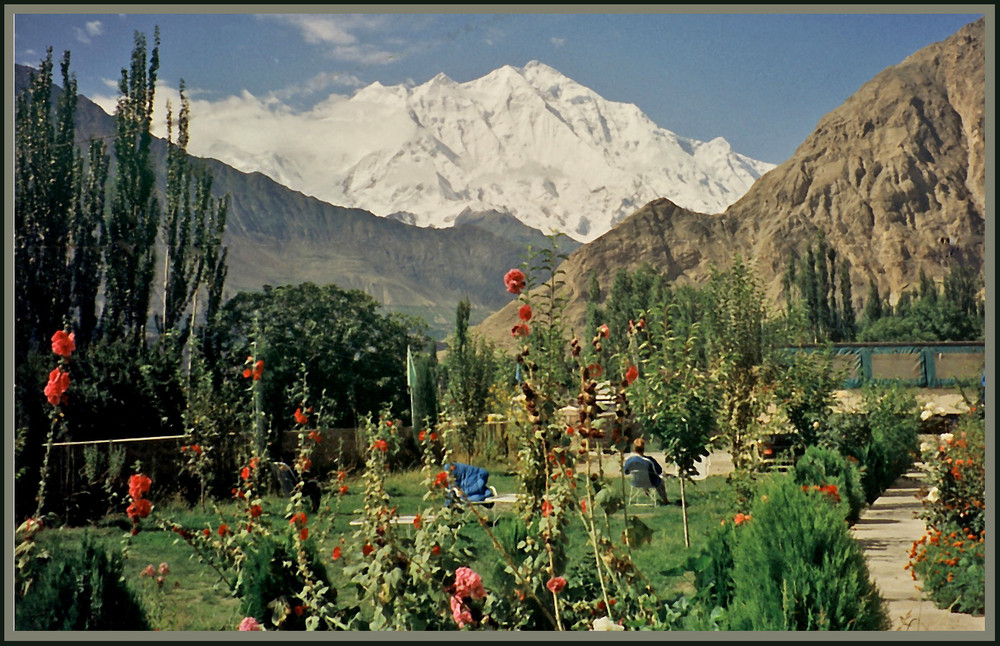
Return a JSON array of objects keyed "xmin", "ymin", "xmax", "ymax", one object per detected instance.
[
  {"xmin": 271, "ymin": 461, "xmax": 321, "ymax": 512},
  {"xmin": 624, "ymin": 465, "xmax": 657, "ymax": 507}
]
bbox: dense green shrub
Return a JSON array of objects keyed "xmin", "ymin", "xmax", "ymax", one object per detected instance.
[
  {"xmin": 823, "ymin": 385, "xmax": 920, "ymax": 503},
  {"xmin": 793, "ymin": 445, "xmax": 865, "ymax": 524},
  {"xmin": 725, "ymin": 477, "xmax": 889, "ymax": 631},
  {"xmin": 235, "ymin": 532, "xmax": 337, "ymax": 630},
  {"xmin": 686, "ymin": 520, "xmax": 738, "ymax": 612},
  {"xmin": 15, "ymin": 535, "xmax": 151, "ymax": 630}
]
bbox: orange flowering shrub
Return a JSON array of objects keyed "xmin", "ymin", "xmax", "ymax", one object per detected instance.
[{"xmin": 907, "ymin": 413, "xmax": 985, "ymax": 614}]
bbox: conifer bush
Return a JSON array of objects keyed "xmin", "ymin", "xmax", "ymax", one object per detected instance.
[
  {"xmin": 15, "ymin": 535, "xmax": 151, "ymax": 631},
  {"xmin": 725, "ymin": 477, "xmax": 889, "ymax": 631},
  {"xmin": 793, "ymin": 445, "xmax": 865, "ymax": 524}
]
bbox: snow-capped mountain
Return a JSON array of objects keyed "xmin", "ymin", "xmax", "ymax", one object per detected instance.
[{"xmin": 189, "ymin": 61, "xmax": 775, "ymax": 243}]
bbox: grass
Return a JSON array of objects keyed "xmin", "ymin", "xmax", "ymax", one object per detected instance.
[{"xmin": 26, "ymin": 460, "xmax": 740, "ymax": 631}]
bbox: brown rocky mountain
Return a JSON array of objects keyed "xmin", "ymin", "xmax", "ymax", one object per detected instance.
[{"xmin": 478, "ymin": 17, "xmax": 987, "ymax": 348}]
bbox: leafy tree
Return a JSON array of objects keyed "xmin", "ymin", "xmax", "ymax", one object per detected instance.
[
  {"xmin": 158, "ymin": 81, "xmax": 229, "ymax": 339},
  {"xmin": 863, "ymin": 277, "xmax": 884, "ymax": 324},
  {"xmin": 101, "ymin": 28, "xmax": 161, "ymax": 344},
  {"xmin": 212, "ymin": 282, "xmax": 430, "ymax": 440},
  {"xmin": 442, "ymin": 298, "xmax": 500, "ymax": 456},
  {"xmin": 15, "ymin": 49, "xmax": 88, "ymax": 357}
]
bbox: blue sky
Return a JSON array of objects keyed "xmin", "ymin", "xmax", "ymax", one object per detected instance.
[{"xmin": 11, "ymin": 7, "xmax": 986, "ymax": 164}]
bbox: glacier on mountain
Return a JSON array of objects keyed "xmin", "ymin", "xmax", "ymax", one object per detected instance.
[{"xmin": 186, "ymin": 60, "xmax": 775, "ymax": 243}]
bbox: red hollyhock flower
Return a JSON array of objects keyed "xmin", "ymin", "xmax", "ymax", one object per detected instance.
[
  {"xmin": 625, "ymin": 365, "xmax": 639, "ymax": 385},
  {"xmin": 294, "ymin": 407, "xmax": 308, "ymax": 425},
  {"xmin": 504, "ymin": 268, "xmax": 526, "ymax": 294},
  {"xmin": 414, "ymin": 514, "xmax": 423, "ymax": 530},
  {"xmin": 362, "ymin": 543, "xmax": 374, "ymax": 557},
  {"xmin": 432, "ymin": 544, "xmax": 441, "ymax": 556},
  {"xmin": 373, "ymin": 439, "xmax": 389, "ymax": 453},
  {"xmin": 598, "ymin": 323, "xmax": 610, "ymax": 338},
  {"xmin": 418, "ymin": 430, "xmax": 426, "ymax": 441},
  {"xmin": 51, "ymin": 330, "xmax": 76, "ymax": 358},
  {"xmin": 242, "ymin": 368, "xmax": 252, "ymax": 379},
  {"xmin": 541, "ymin": 500, "xmax": 554, "ymax": 517},
  {"xmin": 128, "ymin": 474, "xmax": 152, "ymax": 499},
  {"xmin": 511, "ymin": 322, "xmax": 530, "ymax": 338},
  {"xmin": 191, "ymin": 444, "xmax": 202, "ymax": 455},
  {"xmin": 44, "ymin": 367, "xmax": 70, "ymax": 406},
  {"xmin": 339, "ymin": 485, "xmax": 349, "ymax": 495},
  {"xmin": 586, "ymin": 363, "xmax": 602, "ymax": 378},
  {"xmin": 252, "ymin": 360, "xmax": 264, "ymax": 380},
  {"xmin": 218, "ymin": 524, "xmax": 230, "ymax": 536},
  {"xmin": 249, "ymin": 504, "xmax": 263, "ymax": 518},
  {"xmin": 203, "ymin": 528, "xmax": 211, "ymax": 538},
  {"xmin": 289, "ymin": 512, "xmax": 308, "ymax": 526},
  {"xmin": 546, "ymin": 576, "xmax": 567, "ymax": 594},
  {"xmin": 127, "ymin": 498, "xmax": 152, "ymax": 522},
  {"xmin": 518, "ymin": 303, "xmax": 533, "ymax": 322},
  {"xmin": 734, "ymin": 512, "xmax": 749, "ymax": 525},
  {"xmin": 433, "ymin": 471, "xmax": 449, "ymax": 488},
  {"xmin": 240, "ymin": 466, "xmax": 251, "ymax": 481},
  {"xmin": 308, "ymin": 430, "xmax": 321, "ymax": 443},
  {"xmin": 299, "ymin": 528, "xmax": 309, "ymax": 541},
  {"xmin": 332, "ymin": 546, "xmax": 342, "ymax": 560}
]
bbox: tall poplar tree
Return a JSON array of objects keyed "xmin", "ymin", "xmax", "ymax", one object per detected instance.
[
  {"xmin": 159, "ymin": 81, "xmax": 229, "ymax": 338},
  {"xmin": 101, "ymin": 28, "xmax": 161, "ymax": 344}
]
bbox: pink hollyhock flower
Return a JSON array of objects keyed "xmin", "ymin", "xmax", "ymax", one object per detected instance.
[
  {"xmin": 518, "ymin": 303, "xmax": 533, "ymax": 322},
  {"xmin": 51, "ymin": 330, "xmax": 76, "ymax": 358},
  {"xmin": 140, "ymin": 564, "xmax": 156, "ymax": 577},
  {"xmin": 44, "ymin": 367, "xmax": 70, "ymax": 406},
  {"xmin": 450, "ymin": 593, "xmax": 474, "ymax": 628},
  {"xmin": 238, "ymin": 616, "xmax": 263, "ymax": 631},
  {"xmin": 504, "ymin": 268, "xmax": 526, "ymax": 294},
  {"xmin": 453, "ymin": 566, "xmax": 486, "ymax": 599},
  {"xmin": 546, "ymin": 576, "xmax": 567, "ymax": 594}
]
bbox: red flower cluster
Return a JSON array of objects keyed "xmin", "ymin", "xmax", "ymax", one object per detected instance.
[
  {"xmin": 51, "ymin": 330, "xmax": 76, "ymax": 358},
  {"xmin": 243, "ymin": 358, "xmax": 264, "ymax": 380},
  {"xmin": 504, "ymin": 268, "xmax": 526, "ymax": 294},
  {"xmin": 518, "ymin": 304, "xmax": 533, "ymax": 322},
  {"xmin": 803, "ymin": 483, "xmax": 841, "ymax": 503},
  {"xmin": 308, "ymin": 430, "xmax": 322, "ymax": 444},
  {"xmin": 180, "ymin": 444, "xmax": 203, "ymax": 455},
  {"xmin": 126, "ymin": 473, "xmax": 153, "ymax": 531},
  {"xmin": 433, "ymin": 471, "xmax": 449, "ymax": 488},
  {"xmin": 373, "ymin": 439, "xmax": 389, "ymax": 453},
  {"xmin": 44, "ymin": 367, "xmax": 70, "ymax": 406},
  {"xmin": 294, "ymin": 407, "xmax": 308, "ymax": 425},
  {"xmin": 734, "ymin": 512, "xmax": 750, "ymax": 526}
]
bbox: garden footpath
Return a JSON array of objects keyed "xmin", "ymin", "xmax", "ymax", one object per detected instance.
[{"xmin": 852, "ymin": 462, "xmax": 988, "ymax": 633}]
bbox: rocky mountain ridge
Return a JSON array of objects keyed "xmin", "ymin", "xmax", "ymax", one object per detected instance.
[{"xmin": 477, "ymin": 18, "xmax": 987, "ymax": 346}]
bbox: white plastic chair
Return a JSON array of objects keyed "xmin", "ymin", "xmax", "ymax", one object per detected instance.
[{"xmin": 624, "ymin": 465, "xmax": 657, "ymax": 507}]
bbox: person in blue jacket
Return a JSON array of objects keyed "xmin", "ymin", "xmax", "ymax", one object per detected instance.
[
  {"xmin": 444, "ymin": 462, "xmax": 494, "ymax": 505},
  {"xmin": 623, "ymin": 437, "xmax": 670, "ymax": 505}
]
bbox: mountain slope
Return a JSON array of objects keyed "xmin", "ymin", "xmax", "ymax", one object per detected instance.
[
  {"xmin": 478, "ymin": 18, "xmax": 987, "ymax": 346},
  {"xmin": 14, "ymin": 64, "xmax": 564, "ymax": 338},
  {"xmin": 185, "ymin": 60, "xmax": 775, "ymax": 242}
]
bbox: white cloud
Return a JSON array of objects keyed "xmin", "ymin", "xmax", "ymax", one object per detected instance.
[
  {"xmin": 73, "ymin": 19, "xmax": 104, "ymax": 43},
  {"xmin": 551, "ymin": 37, "xmax": 566, "ymax": 48},
  {"xmin": 261, "ymin": 14, "xmax": 403, "ymax": 67}
]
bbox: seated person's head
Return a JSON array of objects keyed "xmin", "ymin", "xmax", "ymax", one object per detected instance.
[{"xmin": 633, "ymin": 437, "xmax": 646, "ymax": 455}]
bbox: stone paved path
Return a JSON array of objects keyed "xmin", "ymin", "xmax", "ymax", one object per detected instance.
[{"xmin": 852, "ymin": 466, "xmax": 990, "ymax": 634}]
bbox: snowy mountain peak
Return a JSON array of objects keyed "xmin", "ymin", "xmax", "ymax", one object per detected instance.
[{"xmin": 188, "ymin": 61, "xmax": 776, "ymax": 242}]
